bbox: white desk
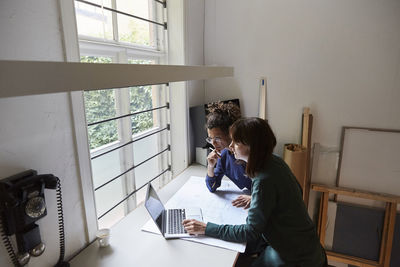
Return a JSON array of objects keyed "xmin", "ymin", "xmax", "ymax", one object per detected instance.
[{"xmin": 70, "ymin": 165, "xmax": 239, "ymax": 267}]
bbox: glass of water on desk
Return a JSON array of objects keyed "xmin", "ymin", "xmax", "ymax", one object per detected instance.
[{"xmin": 96, "ymin": 228, "xmax": 111, "ymax": 247}]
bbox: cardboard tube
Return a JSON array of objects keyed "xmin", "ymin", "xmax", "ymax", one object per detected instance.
[{"xmin": 283, "ymin": 144, "xmax": 307, "ymax": 189}]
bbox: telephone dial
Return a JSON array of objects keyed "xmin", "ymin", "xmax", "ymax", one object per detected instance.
[{"xmin": 0, "ymin": 170, "xmax": 69, "ymax": 267}]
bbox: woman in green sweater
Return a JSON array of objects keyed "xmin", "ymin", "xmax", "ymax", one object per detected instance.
[{"xmin": 183, "ymin": 118, "xmax": 327, "ymax": 266}]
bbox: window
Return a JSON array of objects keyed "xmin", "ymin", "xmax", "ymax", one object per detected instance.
[{"xmin": 74, "ymin": 0, "xmax": 169, "ymax": 229}]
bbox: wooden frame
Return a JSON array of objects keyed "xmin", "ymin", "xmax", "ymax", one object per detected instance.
[
  {"xmin": 335, "ymin": 126, "xmax": 400, "ymax": 190},
  {"xmin": 312, "ymin": 183, "xmax": 399, "ymax": 267}
]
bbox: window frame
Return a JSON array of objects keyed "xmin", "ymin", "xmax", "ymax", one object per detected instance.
[
  {"xmin": 59, "ymin": 0, "xmax": 171, "ymax": 241},
  {"xmin": 78, "ymin": 1, "xmax": 169, "ymax": 227}
]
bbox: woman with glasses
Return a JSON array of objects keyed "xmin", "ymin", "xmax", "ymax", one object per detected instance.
[
  {"xmin": 205, "ymin": 101, "xmax": 252, "ymax": 209},
  {"xmin": 184, "ymin": 118, "xmax": 327, "ymax": 267}
]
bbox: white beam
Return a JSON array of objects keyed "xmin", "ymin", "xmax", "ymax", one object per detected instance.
[{"xmin": 0, "ymin": 60, "xmax": 233, "ymax": 98}]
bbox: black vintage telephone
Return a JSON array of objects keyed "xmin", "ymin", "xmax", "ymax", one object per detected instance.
[{"xmin": 0, "ymin": 170, "xmax": 69, "ymax": 267}]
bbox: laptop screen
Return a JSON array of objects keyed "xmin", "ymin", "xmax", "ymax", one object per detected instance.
[{"xmin": 145, "ymin": 184, "xmax": 165, "ymax": 233}]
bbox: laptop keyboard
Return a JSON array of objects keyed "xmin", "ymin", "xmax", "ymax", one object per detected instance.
[{"xmin": 167, "ymin": 209, "xmax": 186, "ymax": 234}]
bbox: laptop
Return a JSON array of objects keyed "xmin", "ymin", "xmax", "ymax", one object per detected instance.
[{"xmin": 144, "ymin": 183, "xmax": 203, "ymax": 239}]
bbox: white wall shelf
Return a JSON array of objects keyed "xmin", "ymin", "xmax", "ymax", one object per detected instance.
[{"xmin": 0, "ymin": 60, "xmax": 233, "ymax": 98}]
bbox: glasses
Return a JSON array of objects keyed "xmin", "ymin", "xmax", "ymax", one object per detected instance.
[{"xmin": 206, "ymin": 137, "xmax": 223, "ymax": 144}]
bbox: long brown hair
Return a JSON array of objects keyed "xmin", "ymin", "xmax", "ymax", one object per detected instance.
[{"xmin": 230, "ymin": 118, "xmax": 277, "ymax": 177}]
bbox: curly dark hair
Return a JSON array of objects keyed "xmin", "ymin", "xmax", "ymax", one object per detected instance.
[{"xmin": 205, "ymin": 101, "xmax": 241, "ymax": 135}]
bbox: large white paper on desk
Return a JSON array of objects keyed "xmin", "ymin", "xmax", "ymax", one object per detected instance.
[{"xmin": 142, "ymin": 176, "xmax": 249, "ymax": 252}]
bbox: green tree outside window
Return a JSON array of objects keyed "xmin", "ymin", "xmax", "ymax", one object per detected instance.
[{"xmin": 81, "ymin": 56, "xmax": 155, "ymax": 149}]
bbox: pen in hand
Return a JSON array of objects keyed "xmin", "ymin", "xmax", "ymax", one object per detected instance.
[
  {"xmin": 210, "ymin": 148, "xmax": 221, "ymax": 157},
  {"xmin": 209, "ymin": 148, "xmax": 221, "ymax": 189}
]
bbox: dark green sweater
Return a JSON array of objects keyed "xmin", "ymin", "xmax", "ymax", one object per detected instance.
[{"xmin": 205, "ymin": 155, "xmax": 325, "ymax": 266}]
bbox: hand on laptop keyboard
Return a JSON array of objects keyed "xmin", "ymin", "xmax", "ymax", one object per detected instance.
[{"xmin": 182, "ymin": 219, "xmax": 206, "ymax": 235}]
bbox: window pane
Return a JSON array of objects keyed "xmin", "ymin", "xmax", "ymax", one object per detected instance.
[
  {"xmin": 118, "ymin": 17, "xmax": 153, "ymax": 47},
  {"xmin": 134, "ymin": 158, "xmax": 160, "ymax": 204},
  {"xmin": 128, "ymin": 59, "xmax": 155, "ymax": 65},
  {"xmin": 128, "ymin": 58, "xmax": 157, "ymax": 135},
  {"xmin": 85, "ymin": 89, "xmax": 118, "ymax": 149},
  {"xmin": 81, "ymin": 55, "xmax": 112, "ymax": 64},
  {"xmin": 132, "ymin": 132, "xmax": 167, "ymax": 206},
  {"xmin": 91, "ymin": 148, "xmax": 123, "ymax": 189},
  {"xmin": 116, "ymin": 0, "xmax": 150, "ymax": 19},
  {"xmin": 81, "ymin": 56, "xmax": 118, "ymax": 150},
  {"xmin": 130, "ymin": 86, "xmax": 153, "ymax": 135},
  {"xmin": 116, "ymin": 0, "xmax": 154, "ymax": 46},
  {"xmin": 95, "ymin": 179, "xmax": 125, "ymax": 228},
  {"xmin": 75, "ymin": 0, "xmax": 113, "ymax": 40}
]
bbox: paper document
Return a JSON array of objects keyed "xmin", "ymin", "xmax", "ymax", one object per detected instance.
[{"xmin": 142, "ymin": 176, "xmax": 249, "ymax": 252}]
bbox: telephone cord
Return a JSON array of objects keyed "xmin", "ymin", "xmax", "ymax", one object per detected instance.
[
  {"xmin": 55, "ymin": 177, "xmax": 69, "ymax": 267},
  {"xmin": 0, "ymin": 214, "xmax": 20, "ymax": 266}
]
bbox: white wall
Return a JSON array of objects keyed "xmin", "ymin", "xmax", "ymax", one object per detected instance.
[
  {"xmin": 0, "ymin": 1, "xmax": 87, "ymax": 266},
  {"xmin": 204, "ymin": 0, "xmax": 400, "ymax": 155},
  {"xmin": 185, "ymin": 0, "xmax": 205, "ymax": 108},
  {"xmin": 201, "ymin": 3, "xmax": 400, "ymax": 264},
  {"xmin": 185, "ymin": 0, "xmax": 205, "ymax": 164}
]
